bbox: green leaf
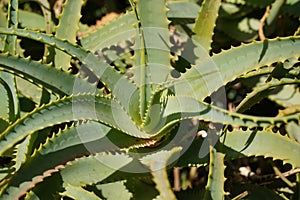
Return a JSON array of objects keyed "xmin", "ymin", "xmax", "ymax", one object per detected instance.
[
  {"xmin": 158, "ymin": 96, "xmax": 300, "ymax": 134},
  {"xmin": 14, "ymin": 136, "xmax": 31, "ymax": 171},
  {"xmin": 236, "ymin": 78, "xmax": 300, "ymax": 113},
  {"xmin": 171, "ymin": 36, "xmax": 300, "ymax": 101},
  {"xmin": 96, "ymin": 181, "xmax": 132, "ymax": 200},
  {"xmin": 1, "ymin": 0, "xmax": 20, "ymax": 122},
  {"xmin": 0, "ymin": 121, "xmax": 139, "ymax": 199},
  {"xmin": 266, "ymin": 0, "xmax": 285, "ymax": 26},
  {"xmin": 5, "ymin": 0, "xmax": 18, "ymax": 53},
  {"xmin": 80, "ymin": 2, "xmax": 201, "ymax": 51},
  {"xmin": 204, "ymin": 146, "xmax": 225, "ymax": 200},
  {"xmin": 192, "ymin": 0, "xmax": 222, "ymax": 52},
  {"xmin": 140, "ymin": 147, "xmax": 182, "ymax": 200},
  {"xmin": 221, "ymin": 130, "xmax": 300, "ymax": 167},
  {"xmin": 55, "ymin": 0, "xmax": 84, "ymax": 71},
  {"xmin": 286, "ymin": 121, "xmax": 300, "ymax": 143},
  {"xmin": 16, "ymin": 77, "xmax": 43, "ymax": 105},
  {"xmin": 18, "ymin": 10, "xmax": 54, "ymax": 32},
  {"xmin": 167, "ymin": 1, "xmax": 200, "ymax": 23},
  {"xmin": 0, "ymin": 53, "xmax": 97, "ymax": 96},
  {"xmin": 0, "ymin": 94, "xmax": 153, "ymax": 155},
  {"xmin": 0, "ymin": 73, "xmax": 19, "ymax": 122},
  {"xmin": 60, "ymin": 152, "xmax": 132, "ymax": 186},
  {"xmin": 0, "ymin": 118, "xmax": 8, "ymax": 133},
  {"xmin": 133, "ymin": 0, "xmax": 171, "ymax": 120},
  {"xmin": 80, "ymin": 12, "xmax": 136, "ymax": 51},
  {"xmin": 0, "ymin": 28, "xmax": 140, "ymax": 123},
  {"xmin": 269, "ymin": 84, "xmax": 300, "ymax": 107},
  {"xmin": 0, "ymin": 152, "xmax": 132, "ymax": 199},
  {"xmin": 177, "ymin": 129, "xmax": 300, "ymax": 168},
  {"xmin": 216, "ymin": 17, "xmax": 259, "ymax": 42},
  {"xmin": 0, "ymin": 4, "xmax": 6, "ymax": 51},
  {"xmin": 61, "ymin": 185, "xmax": 102, "ymax": 200}
]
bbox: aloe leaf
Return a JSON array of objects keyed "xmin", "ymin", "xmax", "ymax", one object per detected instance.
[
  {"xmin": 266, "ymin": 0, "xmax": 285, "ymax": 26},
  {"xmin": 177, "ymin": 129, "xmax": 300, "ymax": 168},
  {"xmin": 61, "ymin": 184, "xmax": 102, "ymax": 200},
  {"xmin": 96, "ymin": 181, "xmax": 132, "ymax": 200},
  {"xmin": 5, "ymin": 123, "xmax": 108, "ymax": 183},
  {"xmin": 0, "ymin": 122, "xmax": 138, "ymax": 198},
  {"xmin": 16, "ymin": 77, "xmax": 43, "ymax": 104},
  {"xmin": 0, "ymin": 28, "xmax": 140, "ymax": 121},
  {"xmin": 140, "ymin": 147, "xmax": 182, "ymax": 200},
  {"xmin": 0, "ymin": 54, "xmax": 97, "ymax": 95},
  {"xmin": 0, "ymin": 77, "xmax": 14, "ymax": 120},
  {"xmin": 80, "ymin": 2, "xmax": 201, "ymax": 51},
  {"xmin": 0, "ymin": 118, "xmax": 8, "ymax": 133},
  {"xmin": 0, "ymin": 152, "xmax": 132, "ymax": 199},
  {"xmin": 0, "ymin": 83, "xmax": 9, "ymax": 119},
  {"xmin": 221, "ymin": 130, "xmax": 300, "ymax": 167},
  {"xmin": 269, "ymin": 84, "xmax": 300, "ymax": 107},
  {"xmin": 133, "ymin": 0, "xmax": 171, "ymax": 120},
  {"xmin": 166, "ymin": 1, "xmax": 200, "ymax": 23},
  {"xmin": 35, "ymin": 0, "xmax": 53, "ymax": 62},
  {"xmin": 204, "ymin": 146, "xmax": 225, "ymax": 200},
  {"xmin": 170, "ymin": 36, "xmax": 300, "ymax": 100},
  {"xmin": 0, "ymin": 94, "xmax": 153, "ymax": 155},
  {"xmin": 80, "ymin": 12, "xmax": 136, "ymax": 51},
  {"xmin": 36, "ymin": 0, "xmax": 52, "ymax": 34},
  {"xmin": 216, "ymin": 17, "xmax": 259, "ymax": 42},
  {"xmin": 55, "ymin": 0, "xmax": 84, "ymax": 71},
  {"xmin": 236, "ymin": 78, "xmax": 300, "ymax": 113},
  {"xmin": 1, "ymin": 0, "xmax": 20, "ymax": 122},
  {"xmin": 18, "ymin": 10, "xmax": 54, "ymax": 32},
  {"xmin": 5, "ymin": 0, "xmax": 18, "ymax": 53},
  {"xmin": 157, "ymin": 96, "xmax": 300, "ymax": 134},
  {"xmin": 136, "ymin": 0, "xmax": 171, "ymax": 84},
  {"xmin": 0, "ymin": 4, "xmax": 6, "ymax": 51},
  {"xmin": 219, "ymin": 3, "xmax": 253, "ymax": 19},
  {"xmin": 61, "ymin": 152, "xmax": 132, "ymax": 186},
  {"xmin": 0, "ymin": 73, "xmax": 19, "ymax": 122},
  {"xmin": 192, "ymin": 0, "xmax": 222, "ymax": 52},
  {"xmin": 14, "ymin": 136, "xmax": 30, "ymax": 171},
  {"xmin": 286, "ymin": 121, "xmax": 300, "ymax": 143}
]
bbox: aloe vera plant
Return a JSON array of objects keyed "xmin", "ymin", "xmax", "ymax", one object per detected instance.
[{"xmin": 0, "ymin": 0, "xmax": 299, "ymax": 199}]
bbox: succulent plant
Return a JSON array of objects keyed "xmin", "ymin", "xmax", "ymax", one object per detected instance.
[{"xmin": 0, "ymin": 0, "xmax": 299, "ymax": 199}]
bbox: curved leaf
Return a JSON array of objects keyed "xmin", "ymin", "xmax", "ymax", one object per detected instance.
[
  {"xmin": 204, "ymin": 146, "xmax": 225, "ymax": 200},
  {"xmin": 192, "ymin": 0, "xmax": 222, "ymax": 52},
  {"xmin": 0, "ymin": 94, "xmax": 152, "ymax": 155},
  {"xmin": 177, "ymin": 130, "xmax": 300, "ymax": 168},
  {"xmin": 149, "ymin": 96, "xmax": 300, "ymax": 134},
  {"xmin": 169, "ymin": 36, "xmax": 300, "ymax": 100},
  {"xmin": 0, "ymin": 28, "xmax": 140, "ymax": 122},
  {"xmin": 0, "ymin": 151, "xmax": 132, "ymax": 199},
  {"xmin": 0, "ymin": 53, "xmax": 97, "ymax": 95},
  {"xmin": 61, "ymin": 185, "xmax": 102, "ymax": 200},
  {"xmin": 18, "ymin": 10, "xmax": 54, "ymax": 32},
  {"xmin": 140, "ymin": 147, "xmax": 182, "ymax": 200},
  {"xmin": 55, "ymin": 0, "xmax": 84, "ymax": 71},
  {"xmin": 80, "ymin": 12, "xmax": 136, "ymax": 51},
  {"xmin": 237, "ymin": 78, "xmax": 300, "ymax": 113},
  {"xmin": 96, "ymin": 181, "xmax": 132, "ymax": 200}
]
